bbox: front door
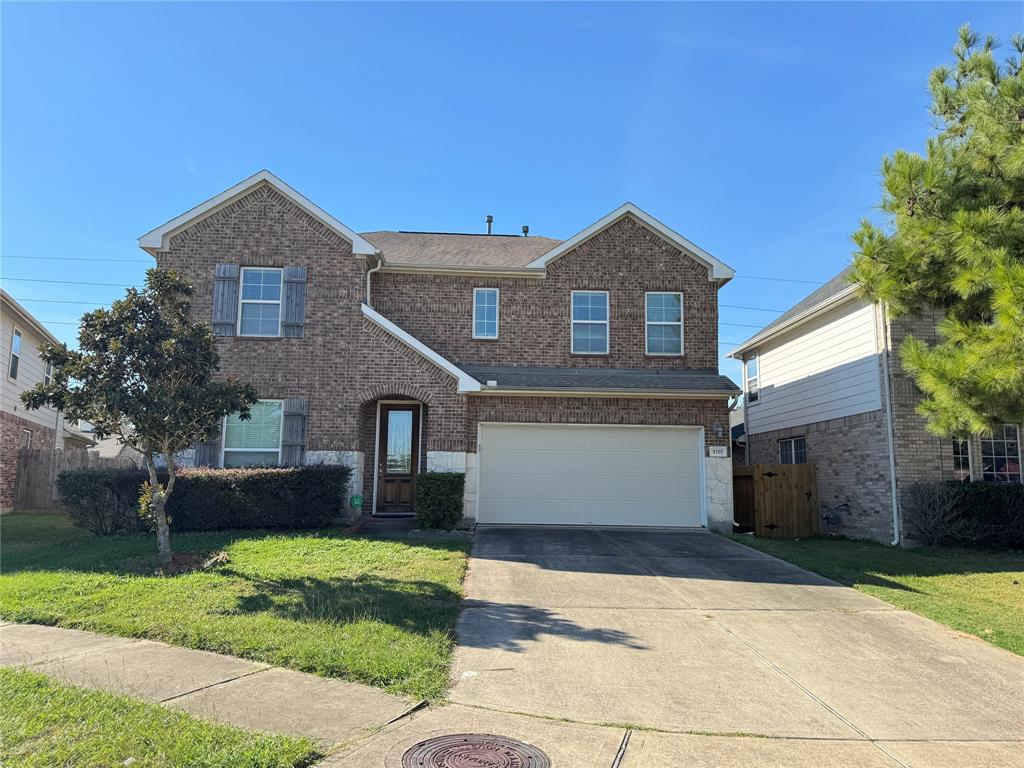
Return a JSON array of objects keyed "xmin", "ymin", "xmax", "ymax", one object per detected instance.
[{"xmin": 376, "ymin": 404, "xmax": 420, "ymax": 514}]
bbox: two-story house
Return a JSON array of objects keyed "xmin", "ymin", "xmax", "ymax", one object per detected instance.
[
  {"xmin": 730, "ymin": 267, "xmax": 1023, "ymax": 544},
  {"xmin": 1, "ymin": 290, "xmax": 92, "ymax": 511},
  {"xmin": 138, "ymin": 171, "xmax": 739, "ymax": 529}
]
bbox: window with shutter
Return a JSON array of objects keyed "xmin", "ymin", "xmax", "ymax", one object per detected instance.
[
  {"xmin": 281, "ymin": 266, "xmax": 307, "ymax": 338},
  {"xmin": 212, "ymin": 264, "xmax": 240, "ymax": 337},
  {"xmin": 222, "ymin": 400, "xmax": 283, "ymax": 467}
]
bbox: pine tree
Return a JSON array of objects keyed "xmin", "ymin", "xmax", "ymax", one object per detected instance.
[{"xmin": 851, "ymin": 25, "xmax": 1024, "ymax": 437}]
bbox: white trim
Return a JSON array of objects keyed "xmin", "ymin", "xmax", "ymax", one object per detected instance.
[
  {"xmin": 8, "ymin": 326, "xmax": 22, "ymax": 381},
  {"xmin": 570, "ymin": 290, "xmax": 610, "ymax": 355},
  {"xmin": 728, "ymin": 285, "xmax": 860, "ymax": 358},
  {"xmin": 21, "ymin": 429, "xmax": 32, "ymax": 450},
  {"xmin": 472, "ymin": 287, "xmax": 500, "ymax": 340},
  {"xmin": 220, "ymin": 398, "xmax": 284, "ymax": 468},
  {"xmin": 237, "ymin": 267, "xmax": 283, "ymax": 337},
  {"xmin": 1, "ymin": 291, "xmax": 62, "ymax": 348},
  {"xmin": 698, "ymin": 427, "xmax": 709, "ymax": 527},
  {"xmin": 360, "ymin": 303, "xmax": 482, "ymax": 392},
  {"xmin": 778, "ymin": 436, "xmax": 806, "ymax": 464},
  {"xmin": 138, "ymin": 170, "xmax": 379, "ymax": 256},
  {"xmin": 371, "ymin": 400, "xmax": 424, "ymax": 515},
  {"xmin": 645, "ymin": 291, "xmax": 684, "ymax": 357},
  {"xmin": 470, "ymin": 388, "xmax": 738, "ymax": 399},
  {"xmin": 743, "ymin": 354, "xmax": 760, "ymax": 404},
  {"xmin": 952, "ymin": 436, "xmax": 972, "ymax": 481},
  {"xmin": 526, "ymin": 202, "xmax": 735, "ymax": 282}
]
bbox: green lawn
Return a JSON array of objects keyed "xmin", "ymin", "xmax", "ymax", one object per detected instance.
[
  {"xmin": 0, "ymin": 667, "xmax": 319, "ymax": 768},
  {"xmin": 0, "ymin": 513, "xmax": 468, "ymax": 699},
  {"xmin": 726, "ymin": 534, "xmax": 1024, "ymax": 655}
]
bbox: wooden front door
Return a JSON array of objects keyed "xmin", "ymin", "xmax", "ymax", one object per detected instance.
[{"xmin": 376, "ymin": 404, "xmax": 420, "ymax": 514}]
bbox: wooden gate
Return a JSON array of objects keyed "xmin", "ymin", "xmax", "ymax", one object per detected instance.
[
  {"xmin": 13, "ymin": 449, "xmax": 137, "ymax": 510},
  {"xmin": 732, "ymin": 463, "xmax": 819, "ymax": 538}
]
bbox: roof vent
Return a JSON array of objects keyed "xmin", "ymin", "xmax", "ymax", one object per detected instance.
[
  {"xmin": 485, "ymin": 215, "xmax": 493, "ymax": 235},
  {"xmin": 522, "ymin": 225, "xmax": 529, "ymax": 237}
]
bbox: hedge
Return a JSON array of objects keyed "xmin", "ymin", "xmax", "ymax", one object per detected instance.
[
  {"xmin": 57, "ymin": 465, "xmax": 351, "ymax": 535},
  {"xmin": 414, "ymin": 472, "xmax": 465, "ymax": 530},
  {"xmin": 902, "ymin": 480, "xmax": 1024, "ymax": 549}
]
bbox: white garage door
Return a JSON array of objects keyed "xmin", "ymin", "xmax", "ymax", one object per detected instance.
[{"xmin": 476, "ymin": 423, "xmax": 705, "ymax": 527}]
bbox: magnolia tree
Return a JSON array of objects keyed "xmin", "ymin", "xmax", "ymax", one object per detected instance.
[
  {"xmin": 851, "ymin": 26, "xmax": 1024, "ymax": 436},
  {"xmin": 22, "ymin": 269, "xmax": 257, "ymax": 567}
]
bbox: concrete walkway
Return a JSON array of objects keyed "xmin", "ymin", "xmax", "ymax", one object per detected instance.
[{"xmin": 0, "ymin": 622, "xmax": 416, "ymax": 748}]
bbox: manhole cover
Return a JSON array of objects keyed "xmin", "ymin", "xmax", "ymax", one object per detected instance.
[{"xmin": 402, "ymin": 733, "xmax": 551, "ymax": 767}]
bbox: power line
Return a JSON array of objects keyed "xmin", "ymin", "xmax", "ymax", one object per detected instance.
[
  {"xmin": 730, "ymin": 274, "xmax": 821, "ymax": 285},
  {"xmin": 2, "ymin": 254, "xmax": 150, "ymax": 264},
  {"xmin": 721, "ymin": 303, "xmax": 785, "ymax": 313},
  {"xmin": 1, "ymin": 277, "xmax": 142, "ymax": 288}
]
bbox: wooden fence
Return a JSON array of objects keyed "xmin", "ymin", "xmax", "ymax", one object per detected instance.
[
  {"xmin": 13, "ymin": 449, "xmax": 138, "ymax": 510},
  {"xmin": 733, "ymin": 463, "xmax": 819, "ymax": 538}
]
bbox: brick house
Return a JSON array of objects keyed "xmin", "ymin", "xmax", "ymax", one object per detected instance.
[
  {"xmin": 139, "ymin": 171, "xmax": 740, "ymax": 528},
  {"xmin": 1, "ymin": 291, "xmax": 92, "ymax": 511},
  {"xmin": 729, "ymin": 267, "xmax": 1023, "ymax": 543}
]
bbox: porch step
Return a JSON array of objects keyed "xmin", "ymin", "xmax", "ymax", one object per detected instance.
[{"xmin": 356, "ymin": 515, "xmax": 417, "ymax": 534}]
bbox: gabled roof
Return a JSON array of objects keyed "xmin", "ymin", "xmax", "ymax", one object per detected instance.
[
  {"xmin": 1, "ymin": 289, "xmax": 62, "ymax": 347},
  {"xmin": 525, "ymin": 202, "xmax": 735, "ymax": 282},
  {"xmin": 138, "ymin": 170, "xmax": 379, "ymax": 257},
  {"xmin": 361, "ymin": 231, "xmax": 560, "ymax": 268},
  {"xmin": 728, "ymin": 265, "xmax": 858, "ymax": 358}
]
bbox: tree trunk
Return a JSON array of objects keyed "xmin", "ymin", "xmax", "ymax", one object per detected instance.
[{"xmin": 144, "ymin": 448, "xmax": 173, "ymax": 570}]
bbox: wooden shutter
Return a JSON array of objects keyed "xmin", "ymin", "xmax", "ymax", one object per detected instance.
[
  {"xmin": 194, "ymin": 428, "xmax": 221, "ymax": 467},
  {"xmin": 212, "ymin": 264, "xmax": 240, "ymax": 337},
  {"xmin": 281, "ymin": 266, "xmax": 307, "ymax": 338},
  {"xmin": 280, "ymin": 398, "xmax": 307, "ymax": 466}
]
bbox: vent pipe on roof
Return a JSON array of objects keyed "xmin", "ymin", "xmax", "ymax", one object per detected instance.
[
  {"xmin": 485, "ymin": 214, "xmax": 493, "ymax": 235},
  {"xmin": 522, "ymin": 225, "xmax": 529, "ymax": 237}
]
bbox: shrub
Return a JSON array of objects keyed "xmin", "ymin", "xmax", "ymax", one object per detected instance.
[
  {"xmin": 902, "ymin": 480, "xmax": 1024, "ymax": 549},
  {"xmin": 59, "ymin": 465, "xmax": 350, "ymax": 534},
  {"xmin": 415, "ymin": 472, "xmax": 465, "ymax": 530},
  {"xmin": 56, "ymin": 468, "xmax": 152, "ymax": 535}
]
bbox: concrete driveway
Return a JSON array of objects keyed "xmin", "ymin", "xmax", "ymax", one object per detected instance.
[{"xmin": 446, "ymin": 527, "xmax": 1024, "ymax": 762}]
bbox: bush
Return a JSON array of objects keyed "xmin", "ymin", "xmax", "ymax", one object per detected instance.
[
  {"xmin": 415, "ymin": 472, "xmax": 465, "ymax": 530},
  {"xmin": 59, "ymin": 465, "xmax": 351, "ymax": 534},
  {"xmin": 902, "ymin": 480, "xmax": 1024, "ymax": 549},
  {"xmin": 57, "ymin": 468, "xmax": 152, "ymax": 535}
]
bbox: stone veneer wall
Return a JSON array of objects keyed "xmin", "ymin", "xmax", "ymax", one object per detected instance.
[{"xmin": 747, "ymin": 410, "xmax": 895, "ymax": 542}]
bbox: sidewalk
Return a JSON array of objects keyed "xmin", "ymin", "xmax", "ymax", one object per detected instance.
[{"xmin": 0, "ymin": 622, "xmax": 417, "ymax": 748}]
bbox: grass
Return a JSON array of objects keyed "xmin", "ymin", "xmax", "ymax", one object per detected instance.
[
  {"xmin": 0, "ymin": 513, "xmax": 469, "ymax": 699},
  {"xmin": 726, "ymin": 534, "xmax": 1024, "ymax": 655},
  {"xmin": 0, "ymin": 667, "xmax": 320, "ymax": 768}
]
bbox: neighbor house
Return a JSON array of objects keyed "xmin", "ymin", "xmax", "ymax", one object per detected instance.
[
  {"xmin": 1, "ymin": 290, "xmax": 92, "ymax": 510},
  {"xmin": 729, "ymin": 267, "xmax": 1023, "ymax": 543},
  {"xmin": 138, "ymin": 171, "xmax": 740, "ymax": 528}
]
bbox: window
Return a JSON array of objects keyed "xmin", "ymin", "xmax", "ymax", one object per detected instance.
[
  {"xmin": 981, "ymin": 424, "xmax": 1021, "ymax": 483},
  {"xmin": 745, "ymin": 354, "xmax": 759, "ymax": 404},
  {"xmin": 238, "ymin": 268, "xmax": 282, "ymax": 336},
  {"xmin": 952, "ymin": 438, "xmax": 971, "ymax": 481},
  {"xmin": 222, "ymin": 400, "xmax": 283, "ymax": 467},
  {"xmin": 779, "ymin": 437, "xmax": 806, "ymax": 464},
  {"xmin": 571, "ymin": 291, "xmax": 609, "ymax": 354},
  {"xmin": 8, "ymin": 328, "xmax": 22, "ymax": 379},
  {"xmin": 21, "ymin": 430, "xmax": 32, "ymax": 449},
  {"xmin": 43, "ymin": 361, "xmax": 53, "ymax": 386},
  {"xmin": 645, "ymin": 292, "xmax": 683, "ymax": 356},
  {"xmin": 473, "ymin": 288, "xmax": 499, "ymax": 339}
]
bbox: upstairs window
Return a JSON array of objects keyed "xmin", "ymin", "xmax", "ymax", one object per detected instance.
[
  {"xmin": 745, "ymin": 354, "xmax": 759, "ymax": 404},
  {"xmin": 239, "ymin": 268, "xmax": 282, "ymax": 336},
  {"xmin": 981, "ymin": 425, "xmax": 1021, "ymax": 483},
  {"xmin": 952, "ymin": 438, "xmax": 971, "ymax": 481},
  {"xmin": 779, "ymin": 436, "xmax": 806, "ymax": 464},
  {"xmin": 646, "ymin": 292, "xmax": 683, "ymax": 356},
  {"xmin": 222, "ymin": 399, "xmax": 283, "ymax": 467},
  {"xmin": 8, "ymin": 328, "xmax": 22, "ymax": 380},
  {"xmin": 473, "ymin": 288, "xmax": 499, "ymax": 339},
  {"xmin": 571, "ymin": 291, "xmax": 609, "ymax": 354},
  {"xmin": 43, "ymin": 361, "xmax": 53, "ymax": 387}
]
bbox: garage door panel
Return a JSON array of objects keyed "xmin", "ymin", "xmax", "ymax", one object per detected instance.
[{"xmin": 477, "ymin": 424, "xmax": 704, "ymax": 527}]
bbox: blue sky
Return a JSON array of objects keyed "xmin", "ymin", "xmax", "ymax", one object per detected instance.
[{"xmin": 2, "ymin": 2, "xmax": 1021, "ymax": 382}]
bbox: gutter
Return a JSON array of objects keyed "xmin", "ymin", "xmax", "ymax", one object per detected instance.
[
  {"xmin": 471, "ymin": 387, "xmax": 739, "ymax": 399},
  {"xmin": 875, "ymin": 301, "xmax": 901, "ymax": 545},
  {"xmin": 364, "ymin": 252, "xmax": 384, "ymax": 307}
]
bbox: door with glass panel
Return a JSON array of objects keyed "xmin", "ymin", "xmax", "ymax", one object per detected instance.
[{"xmin": 377, "ymin": 404, "xmax": 420, "ymax": 513}]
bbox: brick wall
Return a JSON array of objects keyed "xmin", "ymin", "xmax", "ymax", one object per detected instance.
[
  {"xmin": 1, "ymin": 410, "xmax": 56, "ymax": 510},
  {"xmin": 747, "ymin": 410, "xmax": 894, "ymax": 542},
  {"xmin": 373, "ymin": 215, "xmax": 719, "ymax": 369}
]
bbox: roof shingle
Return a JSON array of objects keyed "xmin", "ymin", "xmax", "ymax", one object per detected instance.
[
  {"xmin": 460, "ymin": 363, "xmax": 740, "ymax": 394},
  {"xmin": 360, "ymin": 231, "xmax": 561, "ymax": 268}
]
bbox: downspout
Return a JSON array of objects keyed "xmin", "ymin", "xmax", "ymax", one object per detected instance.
[
  {"xmin": 365, "ymin": 252, "xmax": 383, "ymax": 308},
  {"xmin": 875, "ymin": 301, "xmax": 901, "ymax": 545}
]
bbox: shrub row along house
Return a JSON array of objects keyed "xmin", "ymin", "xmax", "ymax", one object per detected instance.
[
  {"xmin": 730, "ymin": 267, "xmax": 1023, "ymax": 544},
  {"xmin": 138, "ymin": 171, "xmax": 740, "ymax": 528}
]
